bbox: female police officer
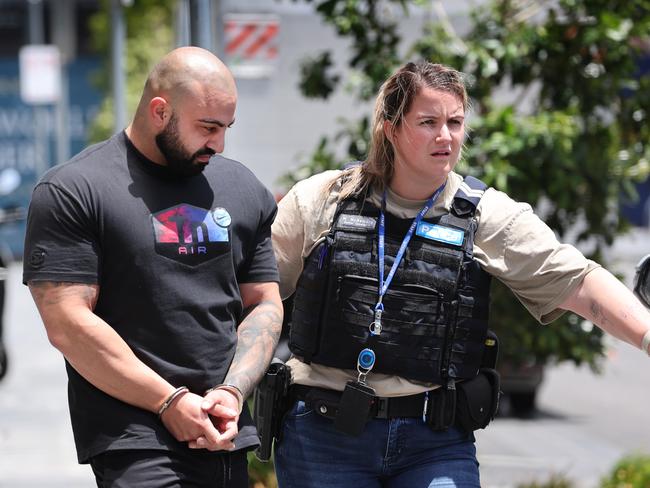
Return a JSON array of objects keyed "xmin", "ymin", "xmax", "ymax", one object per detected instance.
[{"xmin": 270, "ymin": 61, "xmax": 650, "ymax": 487}]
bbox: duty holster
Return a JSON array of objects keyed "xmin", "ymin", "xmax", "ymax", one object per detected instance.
[
  {"xmin": 252, "ymin": 359, "xmax": 291, "ymax": 462},
  {"xmin": 424, "ymin": 380, "xmax": 457, "ymax": 430}
]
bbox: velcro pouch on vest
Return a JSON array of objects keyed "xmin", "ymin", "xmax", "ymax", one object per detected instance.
[{"xmin": 455, "ymin": 368, "xmax": 500, "ymax": 432}]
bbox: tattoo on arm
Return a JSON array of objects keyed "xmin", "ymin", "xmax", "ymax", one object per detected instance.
[
  {"xmin": 589, "ymin": 301, "xmax": 601, "ymax": 321},
  {"xmin": 224, "ymin": 299, "xmax": 283, "ymax": 398},
  {"xmin": 28, "ymin": 281, "xmax": 99, "ymax": 311},
  {"xmin": 589, "ymin": 300, "xmax": 617, "ymax": 328}
]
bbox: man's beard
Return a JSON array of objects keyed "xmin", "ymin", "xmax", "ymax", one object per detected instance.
[{"xmin": 155, "ymin": 114, "xmax": 214, "ymax": 177}]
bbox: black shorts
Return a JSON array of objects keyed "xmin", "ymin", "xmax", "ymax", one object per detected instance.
[{"xmin": 89, "ymin": 448, "xmax": 248, "ymax": 488}]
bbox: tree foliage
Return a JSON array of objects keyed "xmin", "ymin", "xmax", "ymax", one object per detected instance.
[
  {"xmin": 87, "ymin": 0, "xmax": 175, "ymax": 143},
  {"xmin": 286, "ymin": 0, "xmax": 650, "ymax": 369},
  {"xmin": 600, "ymin": 454, "xmax": 650, "ymax": 488}
]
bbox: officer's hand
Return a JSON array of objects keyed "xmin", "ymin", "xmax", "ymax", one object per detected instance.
[
  {"xmin": 188, "ymin": 389, "xmax": 240, "ymax": 451},
  {"xmin": 160, "ymin": 391, "xmax": 222, "ymax": 446}
]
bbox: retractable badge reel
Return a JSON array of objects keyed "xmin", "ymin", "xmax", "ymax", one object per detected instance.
[{"xmin": 333, "ymin": 348, "xmax": 377, "ymax": 436}]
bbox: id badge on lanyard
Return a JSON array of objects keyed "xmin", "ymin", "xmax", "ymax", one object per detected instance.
[{"xmin": 369, "ymin": 184, "xmax": 445, "ymax": 341}]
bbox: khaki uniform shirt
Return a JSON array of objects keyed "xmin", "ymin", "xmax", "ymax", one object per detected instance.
[{"xmin": 272, "ymin": 170, "xmax": 600, "ymax": 397}]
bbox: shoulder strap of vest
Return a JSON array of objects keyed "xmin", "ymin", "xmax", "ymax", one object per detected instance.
[
  {"xmin": 330, "ymin": 163, "xmax": 376, "ymax": 224},
  {"xmin": 329, "ymin": 168, "xmax": 367, "ymax": 235},
  {"xmin": 451, "ymin": 175, "xmax": 488, "ymax": 217}
]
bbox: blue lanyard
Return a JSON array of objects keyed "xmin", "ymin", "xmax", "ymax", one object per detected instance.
[
  {"xmin": 357, "ymin": 183, "xmax": 446, "ymax": 382},
  {"xmin": 376, "ymin": 184, "xmax": 446, "ymax": 311}
]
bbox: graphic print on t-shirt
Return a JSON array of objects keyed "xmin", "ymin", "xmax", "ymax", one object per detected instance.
[{"xmin": 152, "ymin": 204, "xmax": 231, "ymax": 265}]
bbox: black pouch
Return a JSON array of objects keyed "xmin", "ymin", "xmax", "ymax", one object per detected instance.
[
  {"xmin": 455, "ymin": 368, "xmax": 500, "ymax": 432},
  {"xmin": 304, "ymin": 387, "xmax": 345, "ymax": 420},
  {"xmin": 426, "ymin": 380, "xmax": 457, "ymax": 430},
  {"xmin": 333, "ymin": 381, "xmax": 376, "ymax": 436}
]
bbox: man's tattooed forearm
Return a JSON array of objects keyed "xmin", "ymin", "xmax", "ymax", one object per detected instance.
[{"xmin": 225, "ymin": 300, "xmax": 282, "ymax": 397}]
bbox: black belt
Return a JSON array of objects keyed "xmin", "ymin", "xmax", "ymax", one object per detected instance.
[{"xmin": 290, "ymin": 384, "xmax": 429, "ymax": 420}]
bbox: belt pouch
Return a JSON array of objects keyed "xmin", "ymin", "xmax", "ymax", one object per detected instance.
[
  {"xmin": 304, "ymin": 388, "xmax": 343, "ymax": 420},
  {"xmin": 333, "ymin": 381, "xmax": 376, "ymax": 436},
  {"xmin": 455, "ymin": 368, "xmax": 500, "ymax": 432}
]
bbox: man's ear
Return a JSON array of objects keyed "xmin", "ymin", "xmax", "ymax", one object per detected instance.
[{"xmin": 149, "ymin": 97, "xmax": 169, "ymax": 129}]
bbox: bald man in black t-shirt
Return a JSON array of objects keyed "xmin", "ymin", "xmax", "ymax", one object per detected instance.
[{"xmin": 23, "ymin": 47, "xmax": 283, "ymax": 487}]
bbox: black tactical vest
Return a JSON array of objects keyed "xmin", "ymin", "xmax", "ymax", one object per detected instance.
[{"xmin": 289, "ymin": 176, "xmax": 491, "ymax": 384}]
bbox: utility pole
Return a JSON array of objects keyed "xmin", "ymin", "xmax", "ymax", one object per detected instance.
[
  {"xmin": 26, "ymin": 0, "xmax": 49, "ymax": 176},
  {"xmin": 176, "ymin": 1, "xmax": 221, "ymax": 53},
  {"xmin": 50, "ymin": 0, "xmax": 73, "ymax": 165},
  {"xmin": 27, "ymin": 0, "xmax": 44, "ymax": 44},
  {"xmin": 111, "ymin": 0, "xmax": 128, "ymax": 133},
  {"xmin": 195, "ymin": 0, "xmax": 213, "ymax": 50},
  {"xmin": 213, "ymin": 0, "xmax": 224, "ymax": 59},
  {"xmin": 175, "ymin": 0, "xmax": 191, "ymax": 47}
]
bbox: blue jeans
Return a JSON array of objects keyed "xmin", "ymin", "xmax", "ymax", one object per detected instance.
[{"xmin": 274, "ymin": 400, "xmax": 480, "ymax": 488}]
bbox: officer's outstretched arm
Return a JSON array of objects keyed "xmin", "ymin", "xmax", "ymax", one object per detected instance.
[{"xmin": 559, "ymin": 267, "xmax": 650, "ymax": 354}]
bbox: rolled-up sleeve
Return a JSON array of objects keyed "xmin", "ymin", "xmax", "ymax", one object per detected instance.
[
  {"xmin": 272, "ymin": 170, "xmax": 341, "ymax": 300},
  {"xmin": 272, "ymin": 189, "xmax": 307, "ymax": 299},
  {"xmin": 473, "ymin": 188, "xmax": 600, "ymax": 323}
]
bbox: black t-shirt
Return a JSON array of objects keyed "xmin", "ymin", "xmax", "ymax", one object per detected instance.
[{"xmin": 23, "ymin": 132, "xmax": 279, "ymax": 463}]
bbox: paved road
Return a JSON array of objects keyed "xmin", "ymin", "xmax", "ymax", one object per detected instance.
[
  {"xmin": 1, "ymin": 252, "xmax": 649, "ymax": 487},
  {"xmin": 477, "ymin": 338, "xmax": 650, "ymax": 487}
]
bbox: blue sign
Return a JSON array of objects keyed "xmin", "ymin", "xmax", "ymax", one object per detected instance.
[{"xmin": 0, "ymin": 56, "xmax": 101, "ymax": 259}]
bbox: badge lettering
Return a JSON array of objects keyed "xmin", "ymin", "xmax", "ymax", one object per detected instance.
[{"xmin": 416, "ymin": 222, "xmax": 464, "ymax": 246}]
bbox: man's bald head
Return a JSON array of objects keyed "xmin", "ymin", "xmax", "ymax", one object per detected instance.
[
  {"xmin": 126, "ymin": 47, "xmax": 238, "ymax": 171},
  {"xmin": 139, "ymin": 47, "xmax": 236, "ymax": 112}
]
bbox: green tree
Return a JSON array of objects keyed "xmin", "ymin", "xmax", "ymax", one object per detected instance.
[
  {"xmin": 284, "ymin": 0, "xmax": 650, "ymax": 376},
  {"xmin": 600, "ymin": 454, "xmax": 650, "ymax": 488},
  {"xmin": 87, "ymin": 0, "xmax": 176, "ymax": 143}
]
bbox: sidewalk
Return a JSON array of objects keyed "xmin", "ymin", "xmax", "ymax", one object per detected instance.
[{"xmin": 0, "ymin": 262, "xmax": 94, "ymax": 487}]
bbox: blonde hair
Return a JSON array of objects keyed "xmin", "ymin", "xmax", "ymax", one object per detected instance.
[{"xmin": 336, "ymin": 61, "xmax": 468, "ymax": 200}]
